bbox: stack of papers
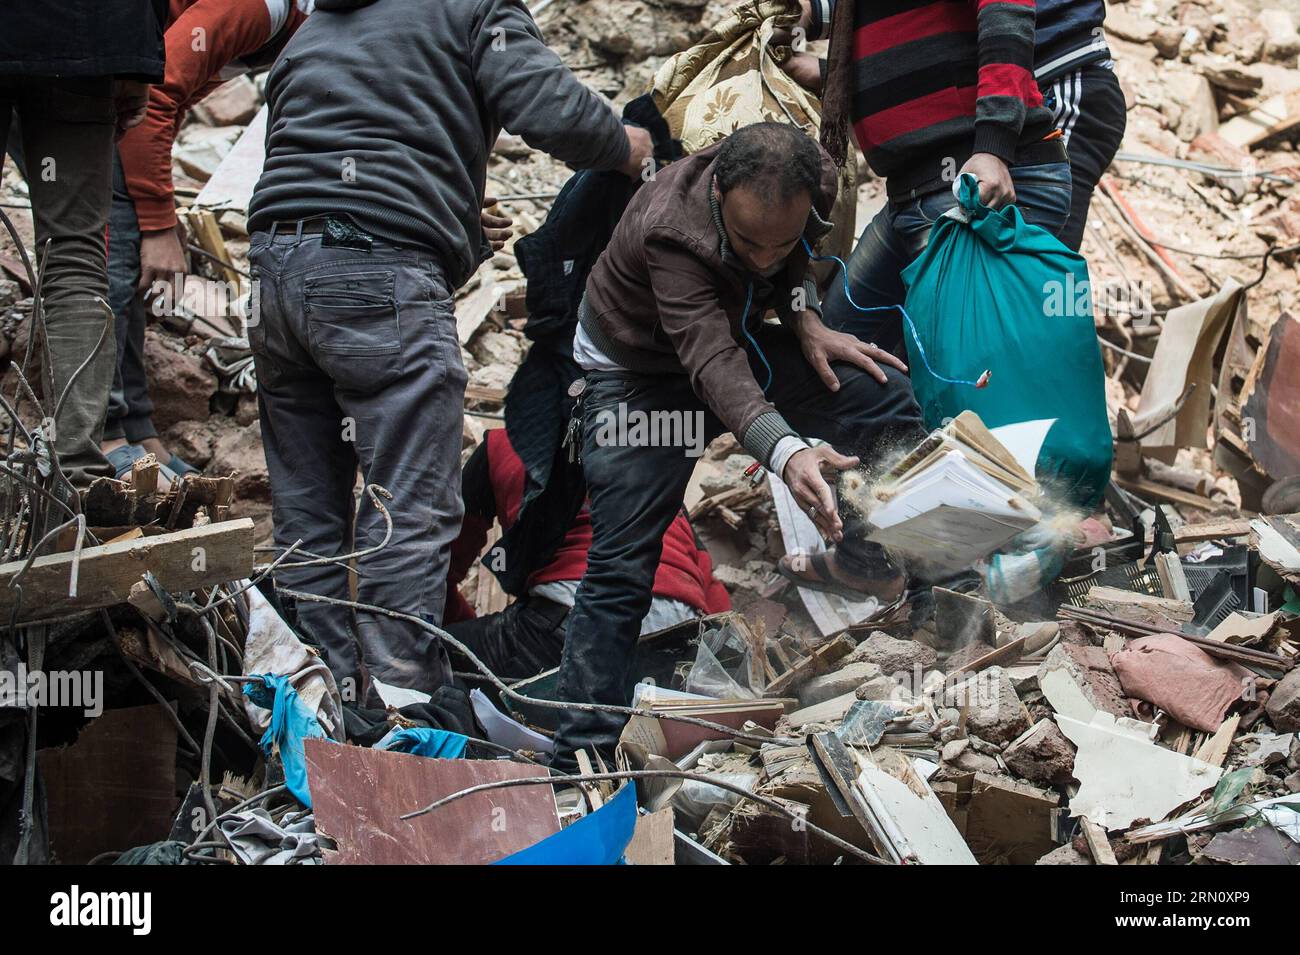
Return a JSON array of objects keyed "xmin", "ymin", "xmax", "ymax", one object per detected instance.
[{"xmin": 866, "ymin": 411, "xmax": 1046, "ymax": 572}]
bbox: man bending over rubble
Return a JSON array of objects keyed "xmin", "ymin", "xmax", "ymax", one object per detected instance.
[
  {"xmin": 551, "ymin": 122, "xmax": 927, "ymax": 770},
  {"xmin": 245, "ymin": 0, "xmax": 653, "ymax": 702}
]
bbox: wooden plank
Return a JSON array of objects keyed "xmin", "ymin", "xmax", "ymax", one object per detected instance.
[
  {"xmin": 1115, "ymin": 476, "xmax": 1218, "ymax": 511},
  {"xmin": 1143, "ymin": 519, "xmax": 1251, "ymax": 544},
  {"xmin": 182, "ymin": 207, "xmax": 242, "ymax": 288},
  {"xmin": 1081, "ymin": 817, "xmax": 1119, "ymax": 865},
  {"xmin": 1219, "ymin": 88, "xmax": 1300, "ymax": 149},
  {"xmin": 961, "ymin": 635, "xmax": 1028, "ymax": 674},
  {"xmin": 1193, "ymin": 714, "xmax": 1240, "ymax": 767},
  {"xmin": 0, "ymin": 518, "xmax": 255, "ymax": 622},
  {"xmin": 764, "ymin": 634, "xmax": 855, "ymax": 696}
]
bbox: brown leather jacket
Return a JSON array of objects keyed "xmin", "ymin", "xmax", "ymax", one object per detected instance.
[{"xmin": 581, "ymin": 139, "xmax": 838, "ymax": 464}]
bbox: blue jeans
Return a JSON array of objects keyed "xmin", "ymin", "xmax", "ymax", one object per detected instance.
[{"xmin": 821, "ymin": 161, "xmax": 1073, "ymax": 351}]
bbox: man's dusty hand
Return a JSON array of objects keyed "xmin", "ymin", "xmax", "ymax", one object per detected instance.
[
  {"xmin": 958, "ymin": 152, "xmax": 1014, "ymax": 208},
  {"xmin": 138, "ymin": 227, "xmax": 186, "ymax": 306},
  {"xmin": 783, "ymin": 443, "xmax": 860, "ymax": 542},
  {"xmin": 481, "ymin": 198, "xmax": 513, "ymax": 251},
  {"xmin": 796, "ymin": 316, "xmax": 908, "ymax": 389},
  {"xmin": 619, "ymin": 125, "xmax": 654, "ymax": 180}
]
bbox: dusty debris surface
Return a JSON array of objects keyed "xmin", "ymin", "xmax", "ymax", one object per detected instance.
[{"xmin": 2, "ymin": 0, "xmax": 1300, "ymax": 870}]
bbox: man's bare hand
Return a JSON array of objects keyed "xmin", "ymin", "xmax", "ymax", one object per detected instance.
[
  {"xmin": 138, "ymin": 227, "xmax": 186, "ymax": 305},
  {"xmin": 795, "ymin": 316, "xmax": 908, "ymax": 388},
  {"xmin": 783, "ymin": 443, "xmax": 859, "ymax": 542},
  {"xmin": 112, "ymin": 79, "xmax": 150, "ymax": 141},
  {"xmin": 958, "ymin": 152, "xmax": 1014, "ymax": 208},
  {"xmin": 782, "ymin": 52, "xmax": 824, "ymax": 93},
  {"xmin": 619, "ymin": 125, "xmax": 654, "ymax": 180},
  {"xmin": 481, "ymin": 198, "xmax": 513, "ymax": 251}
]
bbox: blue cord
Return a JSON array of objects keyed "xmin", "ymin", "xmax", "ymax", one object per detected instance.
[
  {"xmin": 801, "ymin": 237, "xmax": 988, "ymax": 389},
  {"xmin": 739, "ymin": 278, "xmax": 774, "ymax": 393}
]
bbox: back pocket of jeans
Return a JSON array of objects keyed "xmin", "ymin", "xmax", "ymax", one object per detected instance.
[
  {"xmin": 305, "ymin": 271, "xmax": 402, "ymax": 389},
  {"xmin": 305, "ymin": 271, "xmax": 400, "ymax": 354}
]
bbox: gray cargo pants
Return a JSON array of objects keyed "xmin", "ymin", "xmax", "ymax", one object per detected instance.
[{"xmin": 248, "ymin": 221, "xmax": 466, "ymax": 698}]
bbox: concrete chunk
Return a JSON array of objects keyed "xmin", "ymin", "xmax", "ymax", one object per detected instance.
[{"xmin": 1004, "ymin": 718, "xmax": 1077, "ymax": 787}]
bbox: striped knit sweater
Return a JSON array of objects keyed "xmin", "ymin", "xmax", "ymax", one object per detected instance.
[{"xmin": 811, "ymin": 0, "xmax": 1061, "ymax": 200}]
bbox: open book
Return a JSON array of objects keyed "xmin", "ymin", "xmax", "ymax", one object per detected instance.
[{"xmin": 865, "ymin": 411, "xmax": 1046, "ymax": 572}]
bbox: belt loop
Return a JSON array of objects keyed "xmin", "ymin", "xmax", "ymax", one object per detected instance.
[
  {"xmin": 269, "ymin": 221, "xmax": 280, "ymax": 240},
  {"xmin": 294, "ymin": 219, "xmax": 305, "ymax": 242}
]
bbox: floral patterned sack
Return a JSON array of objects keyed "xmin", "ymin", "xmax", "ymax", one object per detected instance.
[{"xmin": 650, "ymin": 0, "xmax": 857, "ymax": 259}]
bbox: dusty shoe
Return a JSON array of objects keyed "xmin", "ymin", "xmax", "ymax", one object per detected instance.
[{"xmin": 777, "ymin": 548, "xmax": 906, "ymax": 603}]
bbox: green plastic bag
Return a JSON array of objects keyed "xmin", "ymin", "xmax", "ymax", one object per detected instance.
[{"xmin": 900, "ymin": 175, "xmax": 1112, "ymax": 510}]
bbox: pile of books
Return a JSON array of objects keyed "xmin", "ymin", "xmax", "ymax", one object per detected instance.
[{"xmin": 865, "ymin": 411, "xmax": 1046, "ymax": 572}]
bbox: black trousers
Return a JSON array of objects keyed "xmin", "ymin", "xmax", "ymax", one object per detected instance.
[
  {"xmin": 551, "ymin": 322, "xmax": 926, "ymax": 769},
  {"xmin": 1042, "ymin": 63, "xmax": 1128, "ymax": 253}
]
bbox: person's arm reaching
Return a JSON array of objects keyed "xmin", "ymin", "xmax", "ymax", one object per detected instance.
[
  {"xmin": 470, "ymin": 0, "xmax": 652, "ymax": 177},
  {"xmin": 118, "ymin": 0, "xmax": 282, "ymax": 294},
  {"xmin": 962, "ymin": 0, "xmax": 1042, "ymax": 207}
]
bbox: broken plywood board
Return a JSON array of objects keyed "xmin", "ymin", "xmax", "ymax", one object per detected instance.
[
  {"xmin": 768, "ymin": 474, "xmax": 881, "ymax": 636},
  {"xmin": 1056, "ymin": 711, "xmax": 1223, "ymax": 830},
  {"xmin": 854, "ymin": 756, "xmax": 978, "ymax": 865},
  {"xmin": 933, "ymin": 771, "xmax": 1059, "ymax": 865},
  {"xmin": 0, "ymin": 518, "xmax": 255, "ymax": 622},
  {"xmin": 625, "ymin": 807, "xmax": 676, "ymax": 865},
  {"xmin": 305, "ymin": 738, "xmax": 559, "ymax": 864},
  {"xmin": 37, "ymin": 704, "xmax": 179, "ymax": 864}
]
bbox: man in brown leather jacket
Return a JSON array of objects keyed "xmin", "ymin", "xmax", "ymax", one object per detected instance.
[{"xmin": 554, "ymin": 122, "xmax": 927, "ymax": 769}]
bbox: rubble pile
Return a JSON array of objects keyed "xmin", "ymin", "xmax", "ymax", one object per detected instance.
[{"xmin": 2, "ymin": 0, "xmax": 1300, "ymax": 865}]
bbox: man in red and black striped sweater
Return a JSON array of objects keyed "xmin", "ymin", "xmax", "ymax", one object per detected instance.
[{"xmin": 782, "ymin": 0, "xmax": 1073, "ymax": 349}]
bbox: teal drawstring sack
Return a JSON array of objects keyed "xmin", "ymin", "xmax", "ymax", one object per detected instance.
[{"xmin": 900, "ymin": 174, "xmax": 1112, "ymax": 510}]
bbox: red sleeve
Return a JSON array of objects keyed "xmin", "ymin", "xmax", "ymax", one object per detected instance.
[
  {"xmin": 970, "ymin": 0, "xmax": 1042, "ymax": 161},
  {"xmin": 117, "ymin": 0, "xmax": 276, "ymax": 232}
]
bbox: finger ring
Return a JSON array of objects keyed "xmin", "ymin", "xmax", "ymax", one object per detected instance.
[
  {"xmin": 867, "ymin": 342, "xmax": 877, "ymax": 350},
  {"xmin": 807, "ymin": 504, "xmax": 818, "ymax": 519}
]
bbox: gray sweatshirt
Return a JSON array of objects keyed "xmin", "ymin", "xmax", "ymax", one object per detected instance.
[{"xmin": 248, "ymin": 0, "xmax": 630, "ymax": 289}]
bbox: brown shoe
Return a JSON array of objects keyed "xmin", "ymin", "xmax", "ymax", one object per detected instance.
[{"xmin": 777, "ymin": 548, "xmax": 906, "ymax": 603}]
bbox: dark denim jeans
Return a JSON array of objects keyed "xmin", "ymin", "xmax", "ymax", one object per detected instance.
[
  {"xmin": 104, "ymin": 152, "xmax": 156, "ymax": 443},
  {"xmin": 551, "ymin": 322, "xmax": 927, "ymax": 769},
  {"xmin": 821, "ymin": 161, "xmax": 1073, "ymax": 351},
  {"xmin": 249, "ymin": 224, "xmax": 466, "ymax": 697}
]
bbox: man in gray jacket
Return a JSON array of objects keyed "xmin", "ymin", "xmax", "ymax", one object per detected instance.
[{"xmin": 247, "ymin": 0, "xmax": 651, "ymax": 701}]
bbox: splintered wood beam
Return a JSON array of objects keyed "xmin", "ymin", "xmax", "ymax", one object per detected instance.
[{"xmin": 0, "ymin": 518, "xmax": 255, "ymax": 622}]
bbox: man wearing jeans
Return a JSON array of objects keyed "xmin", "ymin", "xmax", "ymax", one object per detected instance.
[
  {"xmin": 245, "ymin": 0, "xmax": 651, "ymax": 699},
  {"xmin": 552, "ymin": 123, "xmax": 927, "ymax": 769},
  {"xmin": 784, "ymin": 0, "xmax": 1073, "ymax": 350}
]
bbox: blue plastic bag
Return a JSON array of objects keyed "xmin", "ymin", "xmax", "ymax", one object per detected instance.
[{"xmin": 900, "ymin": 175, "xmax": 1112, "ymax": 510}]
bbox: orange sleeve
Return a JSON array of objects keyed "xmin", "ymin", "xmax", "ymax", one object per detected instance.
[{"xmin": 117, "ymin": 0, "xmax": 275, "ymax": 232}]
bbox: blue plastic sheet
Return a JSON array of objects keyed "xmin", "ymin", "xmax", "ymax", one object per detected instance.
[
  {"xmin": 493, "ymin": 781, "xmax": 638, "ymax": 865},
  {"xmin": 243, "ymin": 674, "xmax": 327, "ymax": 807},
  {"xmin": 376, "ymin": 727, "xmax": 469, "ymax": 759}
]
